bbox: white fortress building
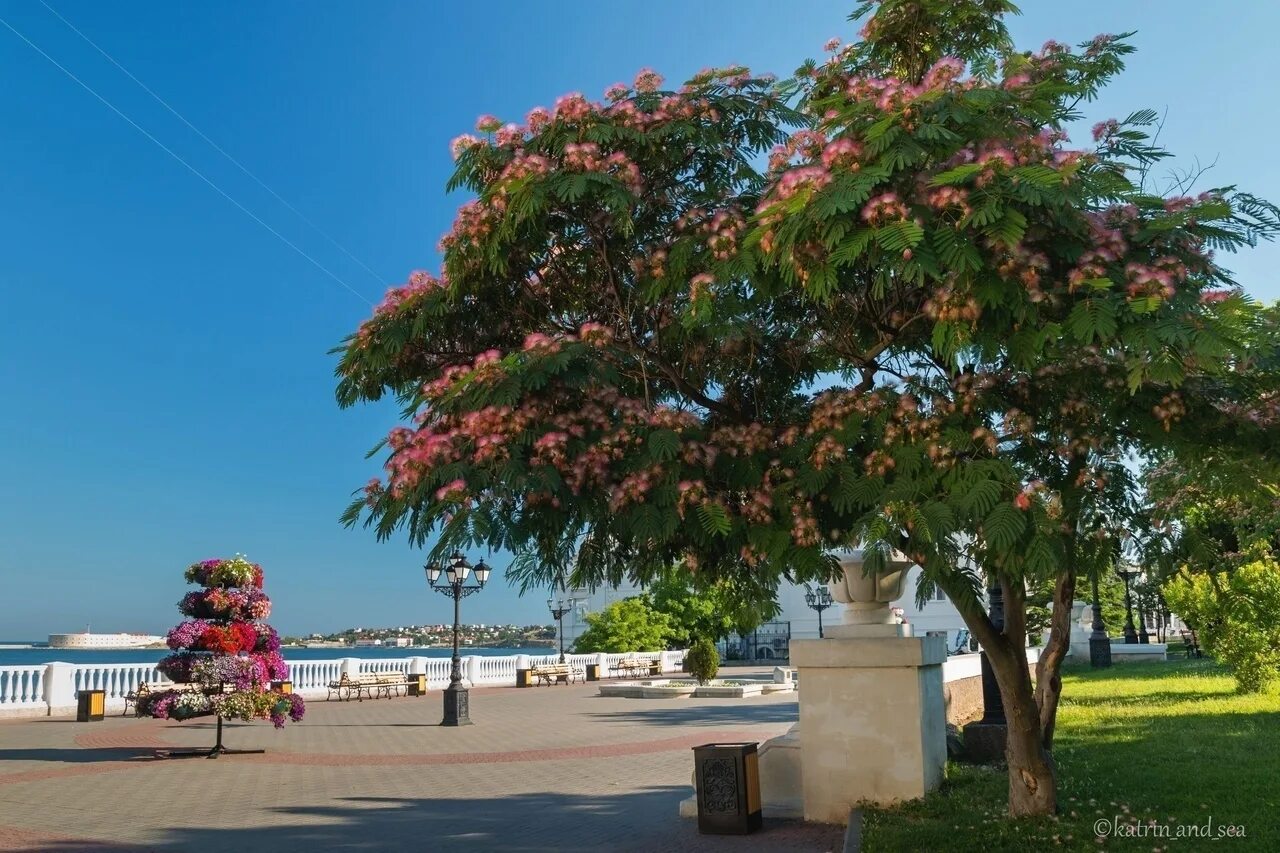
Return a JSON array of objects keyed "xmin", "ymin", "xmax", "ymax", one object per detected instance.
[
  {"xmin": 559, "ymin": 565, "xmax": 970, "ymax": 658},
  {"xmin": 47, "ymin": 632, "xmax": 165, "ymax": 650}
]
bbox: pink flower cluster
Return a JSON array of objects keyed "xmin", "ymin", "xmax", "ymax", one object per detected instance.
[
  {"xmin": 562, "ymin": 142, "xmax": 643, "ymax": 194},
  {"xmin": 861, "ymin": 192, "xmax": 909, "ymax": 224}
]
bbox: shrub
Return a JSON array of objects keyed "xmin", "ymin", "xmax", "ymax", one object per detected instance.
[
  {"xmin": 685, "ymin": 637, "xmax": 720, "ymax": 685},
  {"xmin": 1164, "ymin": 557, "xmax": 1280, "ymax": 693}
]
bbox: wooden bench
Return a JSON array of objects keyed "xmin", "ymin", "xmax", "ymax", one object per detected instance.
[
  {"xmin": 122, "ymin": 680, "xmax": 204, "ymax": 716},
  {"xmin": 529, "ymin": 663, "xmax": 585, "ymax": 686},
  {"xmin": 327, "ymin": 671, "xmax": 412, "ymax": 701},
  {"xmin": 610, "ymin": 657, "xmax": 660, "ymax": 678}
]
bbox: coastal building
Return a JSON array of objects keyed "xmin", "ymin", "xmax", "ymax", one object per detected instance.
[
  {"xmin": 47, "ymin": 632, "xmax": 164, "ymax": 650},
  {"xmin": 559, "ymin": 565, "xmax": 970, "ymax": 658}
]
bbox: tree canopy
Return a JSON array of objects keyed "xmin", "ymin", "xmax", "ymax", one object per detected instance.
[{"xmin": 336, "ymin": 0, "xmax": 1279, "ymax": 815}]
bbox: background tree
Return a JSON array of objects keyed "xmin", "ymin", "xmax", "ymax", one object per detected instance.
[
  {"xmin": 646, "ymin": 572, "xmax": 771, "ymax": 649},
  {"xmin": 337, "ymin": 0, "xmax": 1278, "ymax": 815},
  {"xmin": 571, "ymin": 598, "xmax": 673, "ymax": 653}
]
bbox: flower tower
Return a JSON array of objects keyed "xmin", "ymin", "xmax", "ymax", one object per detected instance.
[{"xmin": 140, "ymin": 556, "xmax": 304, "ymax": 757}]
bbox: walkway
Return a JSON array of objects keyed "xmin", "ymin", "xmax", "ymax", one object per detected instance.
[{"xmin": 0, "ymin": 675, "xmax": 841, "ymax": 852}]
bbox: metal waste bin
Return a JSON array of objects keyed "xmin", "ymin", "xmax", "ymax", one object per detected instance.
[
  {"xmin": 692, "ymin": 742, "xmax": 762, "ymax": 834},
  {"xmin": 270, "ymin": 680, "xmax": 293, "ymax": 694},
  {"xmin": 406, "ymin": 674, "xmax": 427, "ymax": 696},
  {"xmin": 516, "ymin": 668, "xmax": 534, "ymax": 688},
  {"xmin": 77, "ymin": 689, "xmax": 106, "ymax": 722},
  {"xmin": 584, "ymin": 663, "xmax": 600, "ymax": 682}
]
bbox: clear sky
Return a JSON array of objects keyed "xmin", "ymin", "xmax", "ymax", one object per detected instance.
[{"xmin": 1, "ymin": 1, "xmax": 1276, "ymax": 639}]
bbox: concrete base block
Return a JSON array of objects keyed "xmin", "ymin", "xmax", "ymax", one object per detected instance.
[
  {"xmin": 824, "ymin": 622, "xmax": 911, "ymax": 640},
  {"xmin": 792, "ymin": 636, "xmax": 947, "ymax": 824}
]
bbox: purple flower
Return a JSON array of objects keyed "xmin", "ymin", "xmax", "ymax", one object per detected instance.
[{"xmin": 166, "ymin": 620, "xmax": 209, "ymax": 650}]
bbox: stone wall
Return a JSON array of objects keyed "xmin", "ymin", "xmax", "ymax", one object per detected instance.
[{"xmin": 943, "ymin": 674, "xmax": 984, "ymax": 726}]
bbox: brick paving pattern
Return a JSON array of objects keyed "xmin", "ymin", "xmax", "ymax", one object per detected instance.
[{"xmin": 0, "ymin": 675, "xmax": 843, "ymax": 852}]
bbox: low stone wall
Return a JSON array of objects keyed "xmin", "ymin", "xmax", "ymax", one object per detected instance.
[
  {"xmin": 944, "ymin": 674, "xmax": 984, "ymax": 726},
  {"xmin": 940, "ymin": 647, "xmax": 1043, "ymax": 727}
]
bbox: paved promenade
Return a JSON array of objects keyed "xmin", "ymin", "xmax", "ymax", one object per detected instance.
[{"xmin": 0, "ymin": 674, "xmax": 842, "ymax": 852}]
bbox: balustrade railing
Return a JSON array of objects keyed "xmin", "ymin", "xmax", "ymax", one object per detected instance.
[
  {"xmin": 0, "ymin": 648, "xmax": 687, "ymax": 715},
  {"xmin": 72, "ymin": 663, "xmax": 161, "ymax": 706},
  {"xmin": 358, "ymin": 658, "xmax": 416, "ymax": 675},
  {"xmin": 286, "ymin": 659, "xmax": 343, "ymax": 693},
  {"xmin": 0, "ymin": 666, "xmax": 45, "ymax": 708},
  {"xmin": 422, "ymin": 657, "xmax": 452, "ymax": 688}
]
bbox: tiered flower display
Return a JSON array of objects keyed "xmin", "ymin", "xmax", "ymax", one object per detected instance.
[{"xmin": 139, "ymin": 556, "xmax": 304, "ymax": 728}]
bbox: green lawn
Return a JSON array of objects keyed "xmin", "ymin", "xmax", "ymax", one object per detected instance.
[{"xmin": 862, "ymin": 660, "xmax": 1280, "ymax": 851}]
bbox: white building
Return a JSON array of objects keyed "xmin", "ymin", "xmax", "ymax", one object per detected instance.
[
  {"xmin": 558, "ymin": 565, "xmax": 970, "ymax": 658},
  {"xmin": 47, "ymin": 632, "xmax": 165, "ymax": 650}
]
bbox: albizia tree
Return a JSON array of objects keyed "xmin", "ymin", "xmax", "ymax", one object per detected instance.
[{"xmin": 337, "ymin": 0, "xmax": 1279, "ymax": 816}]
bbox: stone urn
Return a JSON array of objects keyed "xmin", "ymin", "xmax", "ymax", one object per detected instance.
[{"xmin": 825, "ymin": 549, "xmax": 914, "ymax": 638}]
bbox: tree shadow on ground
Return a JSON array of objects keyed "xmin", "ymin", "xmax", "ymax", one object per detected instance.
[
  {"xmin": 1059, "ymin": 690, "xmax": 1237, "ymax": 709},
  {"xmin": 0, "ymin": 747, "xmax": 159, "ymax": 763},
  {"xmin": 586, "ymin": 700, "xmax": 798, "ymax": 727},
  {"xmin": 17, "ymin": 789, "xmax": 844, "ymax": 853}
]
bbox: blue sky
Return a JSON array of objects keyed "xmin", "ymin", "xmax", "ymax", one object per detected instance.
[{"xmin": 1, "ymin": 1, "xmax": 1276, "ymax": 638}]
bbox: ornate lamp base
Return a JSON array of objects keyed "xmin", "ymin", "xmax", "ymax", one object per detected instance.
[
  {"xmin": 1089, "ymin": 635, "xmax": 1113, "ymax": 668},
  {"xmin": 441, "ymin": 682, "xmax": 473, "ymax": 726}
]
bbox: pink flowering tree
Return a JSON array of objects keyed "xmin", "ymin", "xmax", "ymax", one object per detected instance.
[{"xmin": 337, "ymin": 0, "xmax": 1278, "ymax": 815}]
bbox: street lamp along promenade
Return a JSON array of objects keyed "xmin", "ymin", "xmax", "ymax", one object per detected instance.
[
  {"xmin": 803, "ymin": 583, "xmax": 834, "ymax": 638},
  {"xmin": 425, "ymin": 553, "xmax": 492, "ymax": 726},
  {"xmin": 547, "ymin": 594, "xmax": 577, "ymax": 664},
  {"xmin": 1116, "ymin": 564, "xmax": 1141, "ymax": 646}
]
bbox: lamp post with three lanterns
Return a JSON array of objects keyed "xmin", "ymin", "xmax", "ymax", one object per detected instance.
[{"xmin": 424, "ymin": 553, "xmax": 491, "ymax": 726}]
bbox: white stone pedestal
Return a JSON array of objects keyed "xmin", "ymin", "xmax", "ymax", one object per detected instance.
[{"xmin": 791, "ymin": 635, "xmax": 947, "ymax": 824}]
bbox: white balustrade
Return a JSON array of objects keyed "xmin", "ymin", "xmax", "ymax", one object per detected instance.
[
  {"xmin": 0, "ymin": 666, "xmax": 45, "ymax": 708},
  {"xmin": 0, "ymin": 649, "xmax": 689, "ymax": 716},
  {"xmin": 358, "ymin": 657, "xmax": 416, "ymax": 674},
  {"xmin": 72, "ymin": 663, "xmax": 161, "ymax": 708},
  {"xmin": 424, "ymin": 657, "xmax": 452, "ymax": 688},
  {"xmin": 286, "ymin": 659, "xmax": 343, "ymax": 694}
]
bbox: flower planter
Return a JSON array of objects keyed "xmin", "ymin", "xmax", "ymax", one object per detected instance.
[{"xmin": 825, "ymin": 549, "xmax": 914, "ymax": 637}]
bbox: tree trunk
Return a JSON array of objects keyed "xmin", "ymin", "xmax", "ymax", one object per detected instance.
[
  {"xmin": 935, "ymin": 568, "xmax": 1058, "ymax": 816},
  {"xmin": 986, "ymin": 637, "xmax": 1058, "ymax": 816},
  {"xmin": 1034, "ymin": 568, "xmax": 1075, "ymax": 749}
]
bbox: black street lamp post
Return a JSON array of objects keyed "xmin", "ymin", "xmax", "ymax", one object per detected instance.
[
  {"xmin": 425, "ymin": 553, "xmax": 491, "ymax": 726},
  {"xmin": 548, "ymin": 595, "xmax": 576, "ymax": 663},
  {"xmin": 1089, "ymin": 566, "xmax": 1112, "ymax": 668},
  {"xmin": 962, "ymin": 572, "xmax": 1007, "ymax": 764},
  {"xmin": 803, "ymin": 584, "xmax": 834, "ymax": 638},
  {"xmin": 1116, "ymin": 566, "xmax": 1140, "ymax": 646}
]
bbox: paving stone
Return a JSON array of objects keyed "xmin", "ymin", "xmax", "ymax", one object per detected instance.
[{"xmin": 0, "ymin": 673, "xmax": 840, "ymax": 851}]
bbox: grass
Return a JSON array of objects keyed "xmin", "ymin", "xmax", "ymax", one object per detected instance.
[{"xmin": 861, "ymin": 660, "xmax": 1280, "ymax": 851}]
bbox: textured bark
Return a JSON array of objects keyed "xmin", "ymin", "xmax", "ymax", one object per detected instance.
[
  {"xmin": 987, "ymin": 637, "xmax": 1058, "ymax": 816},
  {"xmin": 1035, "ymin": 568, "xmax": 1076, "ymax": 749},
  {"xmin": 937, "ymin": 567, "xmax": 1058, "ymax": 816}
]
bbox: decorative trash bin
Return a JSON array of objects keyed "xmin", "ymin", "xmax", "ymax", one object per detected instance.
[
  {"xmin": 76, "ymin": 689, "xmax": 106, "ymax": 722},
  {"xmin": 270, "ymin": 680, "xmax": 293, "ymax": 694},
  {"xmin": 584, "ymin": 664, "xmax": 600, "ymax": 682},
  {"xmin": 407, "ymin": 673, "xmax": 427, "ymax": 696},
  {"xmin": 516, "ymin": 668, "xmax": 533, "ymax": 688},
  {"xmin": 692, "ymin": 742, "xmax": 762, "ymax": 835}
]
